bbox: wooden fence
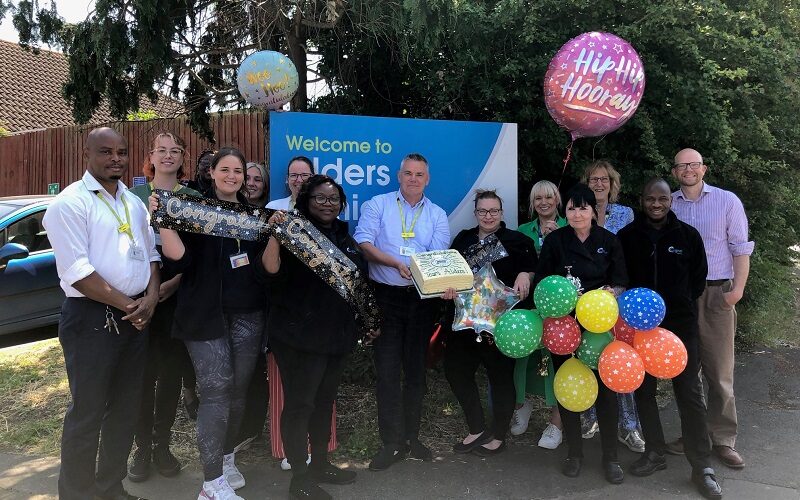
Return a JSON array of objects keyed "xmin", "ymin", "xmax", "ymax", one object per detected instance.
[{"xmin": 0, "ymin": 111, "xmax": 267, "ymax": 196}]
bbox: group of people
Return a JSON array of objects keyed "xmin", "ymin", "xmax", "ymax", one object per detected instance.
[{"xmin": 43, "ymin": 126, "xmax": 753, "ymax": 500}]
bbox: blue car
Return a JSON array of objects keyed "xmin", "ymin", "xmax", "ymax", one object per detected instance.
[{"xmin": 0, "ymin": 195, "xmax": 64, "ymax": 335}]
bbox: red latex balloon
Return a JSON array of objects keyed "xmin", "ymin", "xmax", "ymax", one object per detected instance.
[
  {"xmin": 612, "ymin": 316, "xmax": 637, "ymax": 346},
  {"xmin": 598, "ymin": 340, "xmax": 645, "ymax": 393},
  {"xmin": 633, "ymin": 327, "xmax": 688, "ymax": 379},
  {"xmin": 542, "ymin": 315, "xmax": 581, "ymax": 355}
]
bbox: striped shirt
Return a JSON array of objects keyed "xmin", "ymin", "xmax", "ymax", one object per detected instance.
[{"xmin": 672, "ymin": 183, "xmax": 754, "ymax": 280}]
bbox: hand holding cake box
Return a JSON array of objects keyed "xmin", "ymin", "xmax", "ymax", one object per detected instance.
[{"xmin": 410, "ymin": 249, "xmax": 474, "ymax": 298}]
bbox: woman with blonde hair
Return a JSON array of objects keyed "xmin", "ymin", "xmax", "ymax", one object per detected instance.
[
  {"xmin": 245, "ymin": 162, "xmax": 269, "ymax": 207},
  {"xmin": 513, "ymin": 180, "xmax": 568, "ymax": 449}
]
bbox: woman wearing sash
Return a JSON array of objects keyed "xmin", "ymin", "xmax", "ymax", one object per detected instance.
[
  {"xmin": 152, "ymin": 147, "xmax": 267, "ymax": 500},
  {"xmin": 441, "ymin": 190, "xmax": 538, "ymax": 457},
  {"xmin": 260, "ymin": 175, "xmax": 377, "ymax": 500}
]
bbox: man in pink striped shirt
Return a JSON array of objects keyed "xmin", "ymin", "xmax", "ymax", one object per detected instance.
[{"xmin": 667, "ymin": 148, "xmax": 754, "ymax": 471}]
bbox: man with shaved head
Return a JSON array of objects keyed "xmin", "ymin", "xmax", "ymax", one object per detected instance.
[
  {"xmin": 618, "ymin": 178, "xmax": 721, "ymax": 498},
  {"xmin": 43, "ymin": 127, "xmax": 160, "ymax": 500},
  {"xmin": 666, "ymin": 149, "xmax": 754, "ymax": 471}
]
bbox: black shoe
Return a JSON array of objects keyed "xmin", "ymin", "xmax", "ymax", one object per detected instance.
[
  {"xmin": 127, "ymin": 447, "xmax": 150, "ymax": 483},
  {"xmin": 603, "ymin": 461, "xmax": 624, "ymax": 484},
  {"xmin": 290, "ymin": 474, "xmax": 332, "ymax": 500},
  {"xmin": 152, "ymin": 446, "xmax": 181, "ymax": 477},
  {"xmin": 368, "ymin": 446, "xmax": 406, "ymax": 471},
  {"xmin": 453, "ymin": 431, "xmax": 493, "ymax": 454},
  {"xmin": 472, "ymin": 440, "xmax": 506, "ymax": 457},
  {"xmin": 309, "ymin": 461, "xmax": 357, "ymax": 485},
  {"xmin": 692, "ymin": 467, "xmax": 723, "ymax": 499},
  {"xmin": 183, "ymin": 388, "xmax": 198, "ymax": 421},
  {"xmin": 630, "ymin": 450, "xmax": 667, "ymax": 477},
  {"xmin": 561, "ymin": 457, "xmax": 582, "ymax": 478},
  {"xmin": 406, "ymin": 439, "xmax": 433, "ymax": 461}
]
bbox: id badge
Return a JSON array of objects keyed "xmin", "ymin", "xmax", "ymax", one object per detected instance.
[
  {"xmin": 229, "ymin": 252, "xmax": 250, "ymax": 269},
  {"xmin": 399, "ymin": 246, "xmax": 416, "ymax": 257},
  {"xmin": 129, "ymin": 245, "xmax": 146, "ymax": 261}
]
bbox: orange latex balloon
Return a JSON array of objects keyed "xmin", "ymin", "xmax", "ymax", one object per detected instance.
[
  {"xmin": 598, "ymin": 340, "xmax": 645, "ymax": 393},
  {"xmin": 633, "ymin": 327, "xmax": 688, "ymax": 379}
]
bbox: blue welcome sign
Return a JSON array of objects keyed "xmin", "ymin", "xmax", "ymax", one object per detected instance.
[{"xmin": 268, "ymin": 111, "xmax": 518, "ymax": 236}]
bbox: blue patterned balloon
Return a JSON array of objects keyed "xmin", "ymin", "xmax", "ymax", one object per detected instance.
[
  {"xmin": 237, "ymin": 51, "xmax": 299, "ymax": 109},
  {"xmin": 618, "ymin": 287, "xmax": 666, "ymax": 330}
]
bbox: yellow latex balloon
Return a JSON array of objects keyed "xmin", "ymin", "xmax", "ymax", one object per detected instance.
[
  {"xmin": 576, "ymin": 289, "xmax": 619, "ymax": 333},
  {"xmin": 554, "ymin": 357, "xmax": 598, "ymax": 412}
]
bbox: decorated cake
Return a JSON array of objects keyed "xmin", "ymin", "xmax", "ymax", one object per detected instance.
[{"xmin": 410, "ymin": 250, "xmax": 474, "ymax": 296}]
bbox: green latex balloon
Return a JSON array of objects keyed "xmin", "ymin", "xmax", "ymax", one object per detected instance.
[
  {"xmin": 494, "ymin": 309, "xmax": 544, "ymax": 359},
  {"xmin": 534, "ymin": 275, "xmax": 579, "ymax": 318},
  {"xmin": 576, "ymin": 330, "xmax": 614, "ymax": 370}
]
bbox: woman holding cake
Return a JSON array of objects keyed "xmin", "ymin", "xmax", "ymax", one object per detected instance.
[
  {"xmin": 442, "ymin": 190, "xmax": 538, "ymax": 457},
  {"xmin": 512, "ymin": 180, "xmax": 568, "ymax": 449},
  {"xmin": 260, "ymin": 174, "xmax": 376, "ymax": 499},
  {"xmin": 534, "ymin": 183, "xmax": 628, "ymax": 484}
]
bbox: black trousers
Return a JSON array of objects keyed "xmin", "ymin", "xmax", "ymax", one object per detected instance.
[
  {"xmin": 372, "ymin": 283, "xmax": 438, "ymax": 448},
  {"xmin": 238, "ymin": 352, "xmax": 269, "ymax": 440},
  {"xmin": 443, "ymin": 332, "xmax": 516, "ymax": 441},
  {"xmin": 635, "ymin": 326, "xmax": 712, "ymax": 472},
  {"xmin": 58, "ymin": 297, "xmax": 148, "ymax": 500},
  {"xmin": 270, "ymin": 338, "xmax": 346, "ymax": 476},
  {"xmin": 134, "ymin": 298, "xmax": 183, "ymax": 450},
  {"xmin": 552, "ymin": 353, "xmax": 619, "ymax": 461}
]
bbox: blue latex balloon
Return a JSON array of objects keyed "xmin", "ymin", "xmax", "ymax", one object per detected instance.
[{"xmin": 618, "ymin": 287, "xmax": 666, "ymax": 330}]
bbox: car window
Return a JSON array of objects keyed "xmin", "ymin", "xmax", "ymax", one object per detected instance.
[{"xmin": 6, "ymin": 210, "xmax": 51, "ymax": 253}]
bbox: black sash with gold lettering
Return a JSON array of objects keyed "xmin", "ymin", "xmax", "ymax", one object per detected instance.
[{"xmin": 152, "ymin": 190, "xmax": 380, "ymax": 334}]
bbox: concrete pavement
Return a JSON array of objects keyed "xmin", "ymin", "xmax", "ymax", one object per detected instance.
[{"xmin": 1, "ymin": 347, "xmax": 798, "ymax": 500}]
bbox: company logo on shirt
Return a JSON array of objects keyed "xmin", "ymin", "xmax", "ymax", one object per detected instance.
[
  {"xmin": 667, "ymin": 246, "xmax": 684, "ymax": 255},
  {"xmin": 596, "ymin": 247, "xmax": 607, "ymax": 254}
]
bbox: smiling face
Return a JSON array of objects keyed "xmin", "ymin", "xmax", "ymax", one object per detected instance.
[
  {"xmin": 211, "ymin": 154, "xmax": 245, "ymax": 199},
  {"xmin": 533, "ymin": 190, "xmax": 557, "ymax": 219},
  {"xmin": 246, "ymin": 165, "xmax": 265, "ymax": 201},
  {"xmin": 642, "ymin": 180, "xmax": 672, "ymax": 223},
  {"xmin": 565, "ymin": 199, "xmax": 593, "ymax": 232},
  {"xmin": 308, "ymin": 182, "xmax": 341, "ymax": 226},
  {"xmin": 148, "ymin": 135, "xmax": 184, "ymax": 177},
  {"xmin": 672, "ymin": 149, "xmax": 707, "ymax": 188},
  {"xmin": 586, "ymin": 166, "xmax": 611, "ymax": 203},
  {"xmin": 85, "ymin": 129, "xmax": 129, "ymax": 189},
  {"xmin": 287, "ymin": 160, "xmax": 314, "ymax": 197},
  {"xmin": 398, "ymin": 159, "xmax": 430, "ymax": 202},
  {"xmin": 475, "ymin": 197, "xmax": 503, "ymax": 234}
]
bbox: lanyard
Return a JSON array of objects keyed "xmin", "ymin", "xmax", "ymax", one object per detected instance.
[
  {"xmin": 149, "ymin": 182, "xmax": 182, "ymax": 193},
  {"xmin": 397, "ymin": 198, "xmax": 424, "ymax": 240},
  {"xmin": 95, "ymin": 191, "xmax": 134, "ymax": 242}
]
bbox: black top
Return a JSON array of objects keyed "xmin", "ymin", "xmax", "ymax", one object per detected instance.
[
  {"xmin": 534, "ymin": 224, "xmax": 628, "ymax": 292},
  {"xmin": 444, "ymin": 224, "xmax": 538, "ymax": 337},
  {"xmin": 166, "ymin": 190, "xmax": 267, "ymax": 341},
  {"xmin": 617, "ymin": 211, "xmax": 708, "ymax": 335},
  {"xmin": 259, "ymin": 218, "xmax": 368, "ymax": 355}
]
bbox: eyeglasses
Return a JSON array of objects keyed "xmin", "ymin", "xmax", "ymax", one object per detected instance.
[
  {"xmin": 588, "ymin": 176, "xmax": 610, "ymax": 184},
  {"xmin": 288, "ymin": 173, "xmax": 312, "ymax": 181},
  {"xmin": 312, "ymin": 194, "xmax": 341, "ymax": 206},
  {"xmin": 475, "ymin": 208, "xmax": 502, "ymax": 217},
  {"xmin": 152, "ymin": 148, "xmax": 184, "ymax": 157},
  {"xmin": 673, "ymin": 162, "xmax": 703, "ymax": 171}
]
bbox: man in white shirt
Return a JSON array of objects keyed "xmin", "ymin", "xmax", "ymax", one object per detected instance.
[
  {"xmin": 43, "ymin": 127, "xmax": 160, "ymax": 500},
  {"xmin": 354, "ymin": 153, "xmax": 450, "ymax": 471}
]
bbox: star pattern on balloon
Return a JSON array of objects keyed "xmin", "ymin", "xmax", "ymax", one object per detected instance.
[
  {"xmin": 452, "ymin": 263, "xmax": 521, "ymax": 336},
  {"xmin": 618, "ymin": 287, "xmax": 666, "ymax": 330}
]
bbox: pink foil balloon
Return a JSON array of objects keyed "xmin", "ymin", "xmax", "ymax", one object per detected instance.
[{"xmin": 544, "ymin": 32, "xmax": 646, "ymax": 140}]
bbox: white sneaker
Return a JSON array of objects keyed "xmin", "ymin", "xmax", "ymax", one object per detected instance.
[
  {"xmin": 222, "ymin": 454, "xmax": 245, "ymax": 490},
  {"xmin": 509, "ymin": 400, "xmax": 533, "ymax": 436},
  {"xmin": 198, "ymin": 476, "xmax": 244, "ymax": 500},
  {"xmin": 537, "ymin": 423, "xmax": 563, "ymax": 450},
  {"xmin": 619, "ymin": 429, "xmax": 646, "ymax": 453},
  {"xmin": 279, "ymin": 454, "xmax": 311, "ymax": 471}
]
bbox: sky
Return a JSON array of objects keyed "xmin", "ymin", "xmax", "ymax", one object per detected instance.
[{"xmin": 0, "ymin": 0, "xmax": 93, "ymax": 43}]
